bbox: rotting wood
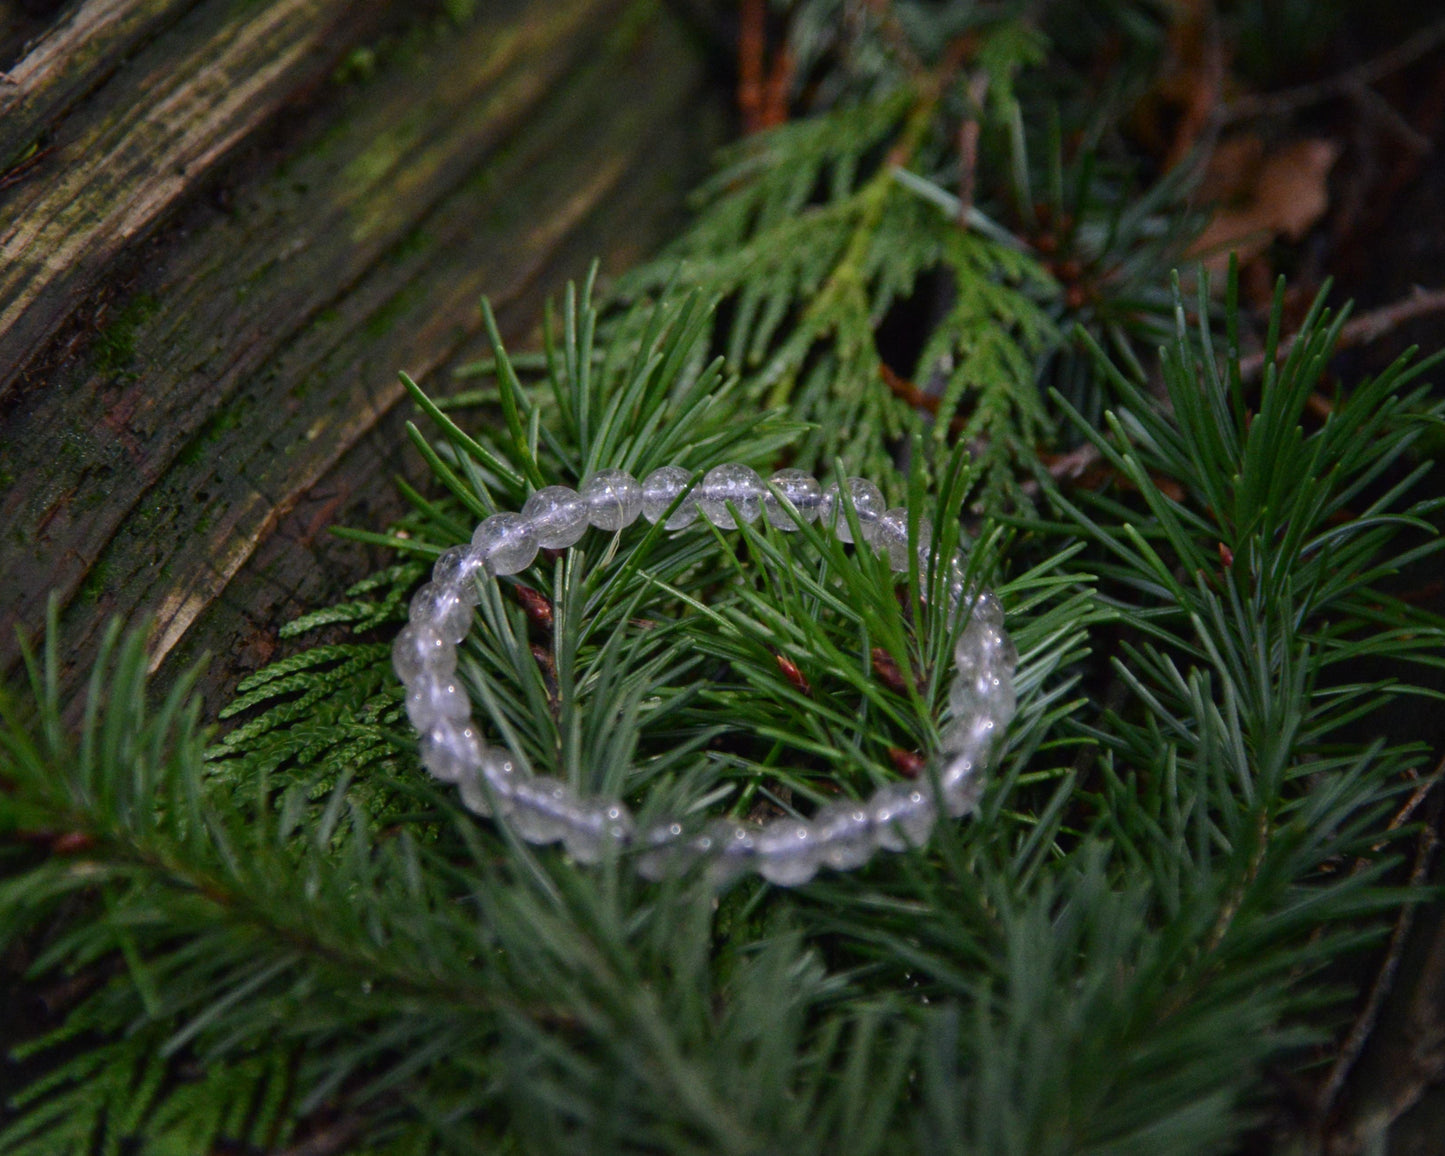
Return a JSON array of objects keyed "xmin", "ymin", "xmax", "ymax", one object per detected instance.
[
  {"xmin": 0, "ymin": 0, "xmax": 393, "ymax": 399},
  {"xmin": 0, "ymin": 0, "xmax": 724, "ymax": 702},
  {"xmin": 0, "ymin": 0, "xmax": 200, "ymax": 171}
]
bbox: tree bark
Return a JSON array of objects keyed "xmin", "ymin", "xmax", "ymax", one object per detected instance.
[{"xmin": 0, "ymin": 0, "xmax": 725, "ymax": 705}]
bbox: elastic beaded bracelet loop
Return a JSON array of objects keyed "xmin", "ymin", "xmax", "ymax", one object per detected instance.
[{"xmin": 393, "ymin": 463, "xmax": 1018, "ymax": 886}]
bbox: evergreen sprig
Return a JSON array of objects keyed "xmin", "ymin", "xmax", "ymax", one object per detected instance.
[
  {"xmin": 3, "ymin": 259, "xmax": 1441, "ymax": 1152},
  {"xmin": 4, "ymin": 1, "xmax": 1445, "ymax": 1148}
]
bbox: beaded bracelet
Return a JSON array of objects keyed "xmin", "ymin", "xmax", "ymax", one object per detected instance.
[{"xmin": 392, "ymin": 463, "xmax": 1018, "ymax": 886}]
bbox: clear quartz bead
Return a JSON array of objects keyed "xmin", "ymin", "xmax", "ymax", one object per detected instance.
[
  {"xmin": 698, "ymin": 463, "xmax": 765, "ymax": 529},
  {"xmin": 431, "ymin": 546, "xmax": 485, "ymax": 604},
  {"xmin": 508, "ymin": 776, "xmax": 577, "ymax": 844},
  {"xmin": 419, "ymin": 720, "xmax": 481, "ymax": 783},
  {"xmin": 461, "ymin": 745, "xmax": 519, "ymax": 816},
  {"xmin": 636, "ymin": 821, "xmax": 691, "ymax": 881},
  {"xmin": 822, "ymin": 478, "xmax": 885, "ymax": 544},
  {"xmin": 936, "ymin": 752, "xmax": 982, "ymax": 817},
  {"xmin": 870, "ymin": 508, "xmax": 932, "ymax": 571},
  {"xmin": 562, "ymin": 801, "xmax": 635, "ymax": 864},
  {"xmin": 764, "ymin": 469, "xmax": 823, "ymax": 530},
  {"xmin": 703, "ymin": 820, "xmax": 758, "ymax": 884},
  {"xmin": 812, "ymin": 801, "xmax": 876, "ymax": 870},
  {"xmin": 581, "ymin": 469, "xmax": 642, "ymax": 531},
  {"xmin": 392, "ymin": 623, "xmax": 455, "ymax": 684},
  {"xmin": 522, "ymin": 486, "xmax": 590, "ymax": 549},
  {"xmin": 408, "ymin": 582, "xmax": 472, "ymax": 644},
  {"xmin": 942, "ymin": 709, "xmax": 998, "ymax": 763},
  {"xmin": 640, "ymin": 465, "xmax": 699, "ymax": 529},
  {"xmin": 869, "ymin": 783, "xmax": 937, "ymax": 852},
  {"xmin": 755, "ymin": 819, "xmax": 820, "ymax": 886},
  {"xmin": 970, "ymin": 591, "xmax": 1006, "ymax": 630},
  {"xmin": 471, "ymin": 512, "xmax": 538, "ymax": 575},
  {"xmin": 405, "ymin": 674, "xmax": 471, "ymax": 729}
]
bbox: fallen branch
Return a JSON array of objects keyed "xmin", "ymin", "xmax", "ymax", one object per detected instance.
[
  {"xmin": 1223, "ymin": 16, "xmax": 1445, "ymax": 123},
  {"xmin": 1238, "ymin": 285, "xmax": 1445, "ymax": 381}
]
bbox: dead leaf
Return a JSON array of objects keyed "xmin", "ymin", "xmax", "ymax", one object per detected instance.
[{"xmin": 1189, "ymin": 136, "xmax": 1342, "ymax": 278}]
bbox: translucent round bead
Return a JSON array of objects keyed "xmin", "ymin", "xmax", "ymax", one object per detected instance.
[
  {"xmin": 822, "ymin": 477, "xmax": 885, "ymax": 544},
  {"xmin": 581, "ymin": 469, "xmax": 642, "ymax": 531},
  {"xmin": 419, "ymin": 720, "xmax": 481, "ymax": 783},
  {"xmin": 941, "ymin": 710, "xmax": 998, "ymax": 763},
  {"xmin": 869, "ymin": 783, "xmax": 937, "ymax": 852},
  {"xmin": 522, "ymin": 486, "xmax": 590, "ymax": 549},
  {"xmin": 471, "ymin": 512, "xmax": 538, "ymax": 576},
  {"xmin": 936, "ymin": 753, "xmax": 982, "ymax": 818},
  {"xmin": 562, "ymin": 801, "xmax": 635, "ymax": 864},
  {"xmin": 870, "ymin": 508, "xmax": 933, "ymax": 571},
  {"xmin": 392, "ymin": 623, "xmax": 455, "ymax": 684},
  {"xmin": 703, "ymin": 820, "xmax": 758, "ymax": 885},
  {"xmin": 755, "ymin": 819, "xmax": 821, "ymax": 886},
  {"xmin": 970, "ymin": 591, "xmax": 1006, "ymax": 630},
  {"xmin": 764, "ymin": 469, "xmax": 823, "ymax": 530},
  {"xmin": 405, "ymin": 674, "xmax": 471, "ymax": 729},
  {"xmin": 508, "ymin": 776, "xmax": 577, "ymax": 844},
  {"xmin": 640, "ymin": 465, "xmax": 699, "ymax": 529},
  {"xmin": 812, "ymin": 801, "xmax": 876, "ymax": 871},
  {"xmin": 698, "ymin": 463, "xmax": 765, "ymax": 529},
  {"xmin": 431, "ymin": 546, "xmax": 485, "ymax": 604},
  {"xmin": 636, "ymin": 821, "xmax": 691, "ymax": 881},
  {"xmin": 933, "ymin": 547, "xmax": 969, "ymax": 611},
  {"xmin": 954, "ymin": 623, "xmax": 1017, "ymax": 676},
  {"xmin": 408, "ymin": 582, "xmax": 472, "ymax": 644},
  {"xmin": 460, "ymin": 745, "xmax": 520, "ymax": 816},
  {"xmin": 949, "ymin": 669, "xmax": 1015, "ymax": 721}
]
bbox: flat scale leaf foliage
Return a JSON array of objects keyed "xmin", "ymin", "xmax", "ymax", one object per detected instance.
[
  {"xmin": 598, "ymin": 1, "xmax": 1203, "ymax": 504},
  {"xmin": 611, "ymin": 17, "xmax": 1062, "ymax": 497},
  {"xmin": 3, "ymin": 255, "xmax": 1443, "ymax": 1154}
]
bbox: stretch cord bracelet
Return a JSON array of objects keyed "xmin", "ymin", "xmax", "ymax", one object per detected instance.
[{"xmin": 392, "ymin": 464, "xmax": 1018, "ymax": 886}]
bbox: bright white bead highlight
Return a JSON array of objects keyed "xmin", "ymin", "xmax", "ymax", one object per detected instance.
[
  {"xmin": 472, "ymin": 512, "xmax": 538, "ymax": 575},
  {"xmin": 764, "ymin": 469, "xmax": 823, "ymax": 530},
  {"xmin": 581, "ymin": 470, "xmax": 642, "ymax": 531},
  {"xmin": 641, "ymin": 465, "xmax": 699, "ymax": 529},
  {"xmin": 698, "ymin": 463, "xmax": 765, "ymax": 529},
  {"xmin": 822, "ymin": 477, "xmax": 885, "ymax": 544},
  {"xmin": 522, "ymin": 486, "xmax": 589, "ymax": 549}
]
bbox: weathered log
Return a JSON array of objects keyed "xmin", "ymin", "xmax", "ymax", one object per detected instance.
[{"xmin": 0, "ymin": 0, "xmax": 725, "ymax": 702}]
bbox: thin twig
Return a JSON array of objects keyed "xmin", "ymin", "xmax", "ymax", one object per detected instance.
[
  {"xmin": 957, "ymin": 72, "xmax": 990, "ymax": 224},
  {"xmin": 1223, "ymin": 16, "xmax": 1445, "ymax": 123},
  {"xmin": 738, "ymin": 0, "xmax": 767, "ymax": 134},
  {"xmin": 1314, "ymin": 761, "xmax": 1443, "ymax": 1122},
  {"xmin": 1238, "ymin": 285, "xmax": 1445, "ymax": 381}
]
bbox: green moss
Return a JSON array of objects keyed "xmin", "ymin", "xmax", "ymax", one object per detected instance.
[
  {"xmin": 90, "ymin": 294, "xmax": 160, "ymax": 379},
  {"xmin": 77, "ymin": 560, "xmax": 112, "ymax": 604},
  {"xmin": 362, "ymin": 282, "xmax": 424, "ymax": 341},
  {"xmin": 176, "ymin": 406, "xmax": 246, "ymax": 468}
]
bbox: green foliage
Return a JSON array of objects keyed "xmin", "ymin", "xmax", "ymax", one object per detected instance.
[
  {"xmin": 3, "ymin": 260, "xmax": 1442, "ymax": 1152},
  {"xmin": 603, "ymin": 1, "xmax": 1200, "ymax": 500},
  {"xmin": 3, "ymin": 2, "xmax": 1443, "ymax": 1151}
]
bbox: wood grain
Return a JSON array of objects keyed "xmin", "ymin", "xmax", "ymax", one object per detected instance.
[
  {"xmin": 0, "ymin": 0, "xmax": 390, "ymax": 397},
  {"xmin": 0, "ymin": 0, "xmax": 724, "ymax": 702}
]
